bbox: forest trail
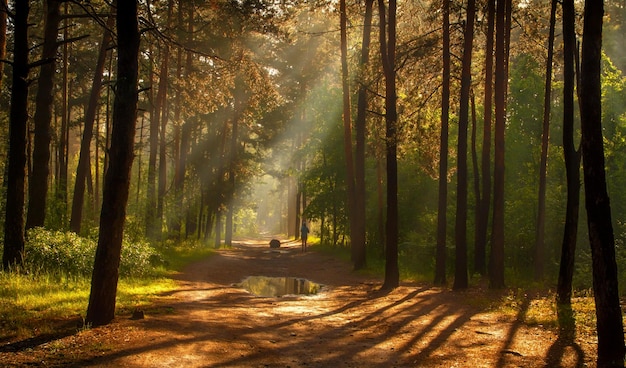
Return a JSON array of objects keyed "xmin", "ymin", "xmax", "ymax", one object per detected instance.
[{"xmin": 2, "ymin": 238, "xmax": 596, "ymax": 367}]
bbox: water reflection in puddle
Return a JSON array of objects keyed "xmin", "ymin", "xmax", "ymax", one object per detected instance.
[{"xmin": 239, "ymin": 276, "xmax": 321, "ymax": 297}]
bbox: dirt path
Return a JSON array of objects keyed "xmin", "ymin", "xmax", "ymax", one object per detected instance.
[{"xmin": 1, "ymin": 238, "xmax": 596, "ymax": 367}]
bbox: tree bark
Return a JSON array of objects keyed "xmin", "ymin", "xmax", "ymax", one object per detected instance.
[
  {"xmin": 145, "ymin": 41, "xmax": 159, "ymax": 238},
  {"xmin": 379, "ymin": 0, "xmax": 399, "ymax": 291},
  {"xmin": 171, "ymin": 0, "xmax": 186, "ymax": 237},
  {"xmin": 556, "ymin": 0, "xmax": 581, "ymax": 306},
  {"xmin": 26, "ymin": 0, "xmax": 62, "ymax": 230},
  {"xmin": 435, "ymin": 0, "xmax": 451, "ymax": 286},
  {"xmin": 490, "ymin": 0, "xmax": 510, "ymax": 289},
  {"xmin": 453, "ymin": 0, "xmax": 476, "ymax": 290},
  {"xmin": 534, "ymin": 0, "xmax": 557, "ymax": 281},
  {"xmin": 0, "ymin": 0, "xmax": 7, "ymax": 91},
  {"xmin": 69, "ymin": 12, "xmax": 114, "ymax": 234},
  {"xmin": 353, "ymin": 0, "xmax": 374, "ymax": 271},
  {"xmin": 339, "ymin": 0, "xmax": 359, "ymax": 268},
  {"xmin": 476, "ymin": 0, "xmax": 495, "ymax": 277},
  {"xmin": 86, "ymin": 0, "xmax": 140, "ymax": 327},
  {"xmin": 470, "ymin": 91, "xmax": 480, "ymax": 273},
  {"xmin": 55, "ymin": 2, "xmax": 70, "ymax": 227},
  {"xmin": 2, "ymin": 0, "xmax": 29, "ymax": 269},
  {"xmin": 579, "ymin": 0, "xmax": 626, "ymax": 364},
  {"xmin": 225, "ymin": 76, "xmax": 245, "ymax": 247}
]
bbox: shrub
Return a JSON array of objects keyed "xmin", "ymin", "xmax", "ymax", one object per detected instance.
[
  {"xmin": 25, "ymin": 228, "xmax": 94, "ymax": 276},
  {"xmin": 21, "ymin": 227, "xmax": 161, "ymax": 278}
]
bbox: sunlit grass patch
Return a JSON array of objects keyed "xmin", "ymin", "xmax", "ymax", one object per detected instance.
[
  {"xmin": 0, "ymin": 238, "xmax": 216, "ymax": 341},
  {"xmin": 0, "ymin": 272, "xmax": 87, "ymax": 340},
  {"xmin": 488, "ymin": 288, "xmax": 602, "ymax": 343},
  {"xmin": 525, "ymin": 294, "xmax": 558, "ymax": 328},
  {"xmin": 155, "ymin": 239, "xmax": 216, "ymax": 274},
  {"xmin": 117, "ymin": 277, "xmax": 178, "ymax": 312}
]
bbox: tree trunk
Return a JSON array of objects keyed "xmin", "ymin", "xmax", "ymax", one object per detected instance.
[
  {"xmin": 556, "ymin": 0, "xmax": 581, "ymax": 306},
  {"xmin": 470, "ymin": 91, "xmax": 480, "ymax": 272},
  {"xmin": 155, "ymin": 0, "xmax": 174, "ymax": 238},
  {"xmin": 476, "ymin": 0, "xmax": 495, "ymax": 277},
  {"xmin": 145, "ymin": 41, "xmax": 159, "ymax": 239},
  {"xmin": 377, "ymin": 154, "xmax": 385, "ymax": 256},
  {"xmin": 181, "ymin": 4, "xmax": 194, "ymax": 237},
  {"xmin": 180, "ymin": 121, "xmax": 191, "ymax": 236},
  {"xmin": 225, "ymin": 78, "xmax": 244, "ymax": 247},
  {"xmin": 339, "ymin": 0, "xmax": 359, "ymax": 268},
  {"xmin": 2, "ymin": 0, "xmax": 29, "ymax": 269},
  {"xmin": 579, "ymin": 0, "xmax": 626, "ymax": 364},
  {"xmin": 534, "ymin": 0, "xmax": 557, "ymax": 281},
  {"xmin": 214, "ymin": 210, "xmax": 222, "ymax": 248},
  {"xmin": 435, "ymin": 0, "xmax": 451, "ymax": 286},
  {"xmin": 86, "ymin": 0, "xmax": 140, "ymax": 327},
  {"xmin": 0, "ymin": 0, "xmax": 7, "ymax": 91},
  {"xmin": 69, "ymin": 12, "xmax": 114, "ymax": 234},
  {"xmin": 353, "ymin": 0, "xmax": 374, "ymax": 271},
  {"xmin": 55, "ymin": 2, "xmax": 70, "ymax": 227},
  {"xmin": 26, "ymin": 0, "xmax": 62, "ymax": 230},
  {"xmin": 379, "ymin": 0, "xmax": 399, "ymax": 291},
  {"xmin": 490, "ymin": 0, "xmax": 510, "ymax": 289},
  {"xmin": 454, "ymin": 0, "xmax": 476, "ymax": 290}
]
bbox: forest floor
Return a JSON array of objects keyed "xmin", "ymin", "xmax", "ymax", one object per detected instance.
[{"xmin": 1, "ymin": 237, "xmax": 599, "ymax": 367}]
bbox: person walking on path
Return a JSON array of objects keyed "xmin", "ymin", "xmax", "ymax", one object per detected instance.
[{"xmin": 300, "ymin": 221, "xmax": 309, "ymax": 252}]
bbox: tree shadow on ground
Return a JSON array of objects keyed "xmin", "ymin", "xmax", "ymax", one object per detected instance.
[
  {"xmin": 544, "ymin": 303, "xmax": 585, "ymax": 367},
  {"xmin": 70, "ymin": 284, "xmax": 486, "ymax": 367},
  {"xmin": 0, "ymin": 317, "xmax": 82, "ymax": 353},
  {"xmin": 1, "ymin": 244, "xmax": 594, "ymax": 367}
]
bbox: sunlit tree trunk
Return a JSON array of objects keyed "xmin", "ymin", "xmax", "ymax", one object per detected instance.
[
  {"xmin": 435, "ymin": 0, "xmax": 451, "ymax": 286},
  {"xmin": 2, "ymin": 0, "xmax": 29, "ymax": 269},
  {"xmin": 26, "ymin": 0, "xmax": 62, "ymax": 230},
  {"xmin": 379, "ymin": 0, "xmax": 399, "ymax": 291},
  {"xmin": 70, "ymin": 13, "xmax": 114, "ymax": 234},
  {"xmin": 225, "ymin": 76, "xmax": 245, "ymax": 247},
  {"xmin": 213, "ymin": 118, "xmax": 229, "ymax": 248},
  {"xmin": 556, "ymin": 0, "xmax": 581, "ymax": 306},
  {"xmin": 86, "ymin": 0, "xmax": 140, "ymax": 327},
  {"xmin": 579, "ymin": 0, "xmax": 626, "ymax": 364},
  {"xmin": 534, "ymin": 0, "xmax": 557, "ymax": 281}
]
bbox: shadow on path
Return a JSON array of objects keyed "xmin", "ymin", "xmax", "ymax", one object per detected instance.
[{"xmin": 544, "ymin": 303, "xmax": 585, "ymax": 367}]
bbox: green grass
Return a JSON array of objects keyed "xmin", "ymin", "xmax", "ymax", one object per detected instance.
[
  {"xmin": 156, "ymin": 240, "xmax": 216, "ymax": 273},
  {"xmin": 0, "ymin": 241, "xmax": 215, "ymax": 340}
]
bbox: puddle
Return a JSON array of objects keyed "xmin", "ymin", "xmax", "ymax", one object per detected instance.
[{"xmin": 239, "ymin": 276, "xmax": 321, "ymax": 297}]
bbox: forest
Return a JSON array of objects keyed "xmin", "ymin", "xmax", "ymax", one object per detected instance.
[{"xmin": 0, "ymin": 0, "xmax": 625, "ymax": 366}]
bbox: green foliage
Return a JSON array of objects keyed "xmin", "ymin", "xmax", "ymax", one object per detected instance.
[
  {"xmin": 25, "ymin": 228, "xmax": 95, "ymax": 277},
  {"xmin": 0, "ymin": 235, "xmax": 214, "ymax": 341},
  {"xmin": 21, "ymin": 227, "xmax": 161, "ymax": 278},
  {"xmin": 0, "ymin": 270, "xmax": 177, "ymax": 341},
  {"xmin": 156, "ymin": 238, "xmax": 215, "ymax": 273}
]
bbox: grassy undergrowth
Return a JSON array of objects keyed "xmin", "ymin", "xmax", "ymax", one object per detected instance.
[{"xmin": 0, "ymin": 232, "xmax": 215, "ymax": 341}]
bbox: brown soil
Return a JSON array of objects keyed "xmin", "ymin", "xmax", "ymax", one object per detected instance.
[{"xmin": 1, "ymin": 238, "xmax": 597, "ymax": 367}]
